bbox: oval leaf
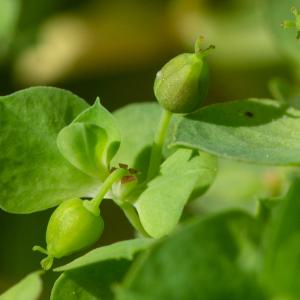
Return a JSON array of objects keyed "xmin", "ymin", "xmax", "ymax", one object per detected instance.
[
  {"xmin": 0, "ymin": 87, "xmax": 99, "ymax": 213},
  {"xmin": 173, "ymin": 99, "xmax": 300, "ymax": 165}
]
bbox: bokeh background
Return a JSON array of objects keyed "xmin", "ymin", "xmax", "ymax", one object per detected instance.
[{"xmin": 0, "ymin": 0, "xmax": 299, "ymax": 298}]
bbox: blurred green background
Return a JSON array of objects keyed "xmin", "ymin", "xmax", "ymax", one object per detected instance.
[{"xmin": 0, "ymin": 0, "xmax": 299, "ymax": 298}]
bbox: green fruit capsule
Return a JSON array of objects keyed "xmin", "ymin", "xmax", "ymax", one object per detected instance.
[
  {"xmin": 33, "ymin": 198, "xmax": 104, "ymax": 270},
  {"xmin": 154, "ymin": 38, "xmax": 214, "ymax": 114}
]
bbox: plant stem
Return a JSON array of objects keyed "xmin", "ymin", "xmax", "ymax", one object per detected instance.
[
  {"xmin": 146, "ymin": 109, "xmax": 172, "ymax": 181},
  {"xmin": 88, "ymin": 168, "xmax": 128, "ymax": 212},
  {"xmin": 120, "ymin": 202, "xmax": 150, "ymax": 237}
]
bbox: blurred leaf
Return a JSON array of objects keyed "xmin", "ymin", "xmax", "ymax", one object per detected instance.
[
  {"xmin": 0, "ymin": 0, "xmax": 20, "ymax": 61},
  {"xmin": 265, "ymin": 0, "xmax": 300, "ymax": 65},
  {"xmin": 57, "ymin": 99, "xmax": 120, "ymax": 180},
  {"xmin": 189, "ymin": 150, "xmax": 218, "ymax": 201},
  {"xmin": 173, "ymin": 98, "xmax": 300, "ymax": 165},
  {"xmin": 268, "ymin": 77, "xmax": 300, "ymax": 109},
  {"xmin": 195, "ymin": 159, "xmax": 289, "ymax": 214},
  {"xmin": 55, "ymin": 239, "xmax": 154, "ymax": 272},
  {"xmin": 136, "ymin": 149, "xmax": 202, "ymax": 238},
  {"xmin": 263, "ymin": 177, "xmax": 300, "ymax": 298},
  {"xmin": 0, "ymin": 271, "xmax": 42, "ymax": 300},
  {"xmin": 268, "ymin": 77, "xmax": 295, "ymax": 102},
  {"xmin": 264, "ymin": 177, "xmax": 300, "ymax": 262},
  {"xmin": 116, "ymin": 211, "xmax": 267, "ymax": 300},
  {"xmin": 51, "ymin": 261, "xmax": 129, "ymax": 300},
  {"xmin": 267, "ymin": 233, "xmax": 300, "ymax": 299},
  {"xmin": 0, "ymin": 87, "xmax": 99, "ymax": 213},
  {"xmin": 51, "ymin": 239, "xmax": 154, "ymax": 300}
]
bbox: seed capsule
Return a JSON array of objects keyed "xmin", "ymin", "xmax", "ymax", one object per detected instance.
[
  {"xmin": 33, "ymin": 198, "xmax": 104, "ymax": 270},
  {"xmin": 154, "ymin": 38, "xmax": 214, "ymax": 114}
]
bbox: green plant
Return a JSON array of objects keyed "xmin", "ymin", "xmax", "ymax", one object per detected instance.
[{"xmin": 2, "ymin": 10, "xmax": 300, "ymax": 299}]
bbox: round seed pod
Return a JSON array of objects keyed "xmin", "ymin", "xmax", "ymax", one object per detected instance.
[
  {"xmin": 154, "ymin": 39, "xmax": 214, "ymax": 114},
  {"xmin": 46, "ymin": 198, "xmax": 104, "ymax": 259}
]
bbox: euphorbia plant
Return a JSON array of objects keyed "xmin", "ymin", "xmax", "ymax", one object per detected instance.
[
  {"xmin": 30, "ymin": 36, "xmax": 216, "ymax": 270},
  {"xmin": 2, "ymin": 12, "xmax": 300, "ymax": 298}
]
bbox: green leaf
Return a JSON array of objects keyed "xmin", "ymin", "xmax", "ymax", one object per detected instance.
[
  {"xmin": 116, "ymin": 211, "xmax": 267, "ymax": 300},
  {"xmin": 268, "ymin": 78, "xmax": 294, "ymax": 103},
  {"xmin": 57, "ymin": 123, "xmax": 108, "ymax": 180},
  {"xmin": 266, "ymin": 233, "xmax": 300, "ymax": 299},
  {"xmin": 265, "ymin": 0, "xmax": 300, "ymax": 65},
  {"xmin": 194, "ymin": 159, "xmax": 289, "ymax": 214},
  {"xmin": 268, "ymin": 77, "xmax": 300, "ymax": 110},
  {"xmin": 136, "ymin": 148, "xmax": 203, "ymax": 238},
  {"xmin": 51, "ymin": 261, "xmax": 130, "ymax": 300},
  {"xmin": 0, "ymin": 87, "xmax": 99, "ymax": 213},
  {"xmin": 173, "ymin": 98, "xmax": 300, "ymax": 165},
  {"xmin": 112, "ymin": 103, "xmax": 180, "ymax": 180},
  {"xmin": 263, "ymin": 177, "xmax": 300, "ymax": 298},
  {"xmin": 189, "ymin": 150, "xmax": 218, "ymax": 200},
  {"xmin": 55, "ymin": 238, "xmax": 154, "ymax": 272},
  {"xmin": 0, "ymin": 271, "xmax": 42, "ymax": 300},
  {"xmin": 0, "ymin": 0, "xmax": 20, "ymax": 61},
  {"xmin": 51, "ymin": 239, "xmax": 154, "ymax": 300},
  {"xmin": 57, "ymin": 99, "xmax": 121, "ymax": 181},
  {"xmin": 112, "ymin": 103, "xmax": 160, "ymax": 170},
  {"xmin": 264, "ymin": 177, "xmax": 300, "ymax": 267},
  {"xmin": 265, "ymin": 177, "xmax": 300, "ymax": 258}
]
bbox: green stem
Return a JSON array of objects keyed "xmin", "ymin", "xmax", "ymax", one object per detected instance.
[
  {"xmin": 194, "ymin": 36, "xmax": 215, "ymax": 58},
  {"xmin": 146, "ymin": 109, "xmax": 172, "ymax": 181},
  {"xmin": 121, "ymin": 202, "xmax": 150, "ymax": 237},
  {"xmin": 88, "ymin": 168, "xmax": 128, "ymax": 213}
]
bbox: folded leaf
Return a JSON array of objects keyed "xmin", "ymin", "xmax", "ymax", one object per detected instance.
[
  {"xmin": 57, "ymin": 123, "xmax": 109, "ymax": 180},
  {"xmin": 57, "ymin": 99, "xmax": 121, "ymax": 180},
  {"xmin": 173, "ymin": 98, "xmax": 300, "ymax": 165}
]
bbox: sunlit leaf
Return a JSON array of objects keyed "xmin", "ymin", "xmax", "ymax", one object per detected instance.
[
  {"xmin": 136, "ymin": 149, "xmax": 203, "ymax": 238},
  {"xmin": 0, "ymin": 87, "xmax": 99, "ymax": 213},
  {"xmin": 57, "ymin": 99, "xmax": 121, "ymax": 180},
  {"xmin": 173, "ymin": 99, "xmax": 300, "ymax": 165}
]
